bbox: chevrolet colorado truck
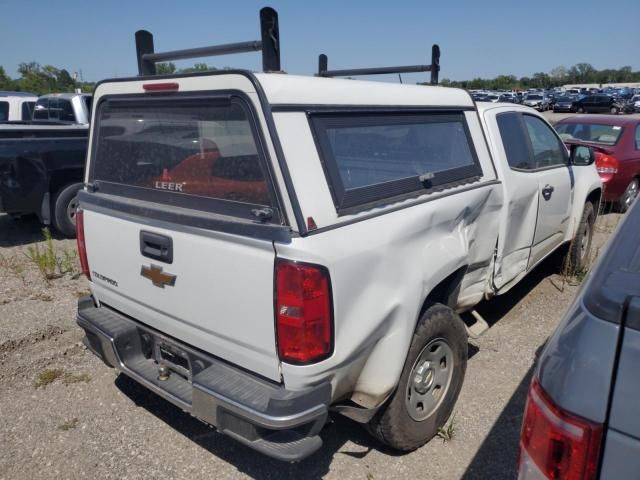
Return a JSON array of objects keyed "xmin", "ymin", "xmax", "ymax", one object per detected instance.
[{"xmin": 75, "ymin": 8, "xmax": 602, "ymax": 461}]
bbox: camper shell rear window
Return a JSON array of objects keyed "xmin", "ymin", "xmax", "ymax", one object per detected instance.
[{"xmin": 90, "ymin": 93, "xmax": 280, "ymax": 222}]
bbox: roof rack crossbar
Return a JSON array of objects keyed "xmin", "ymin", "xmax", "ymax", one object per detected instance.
[
  {"xmin": 318, "ymin": 44, "xmax": 441, "ymax": 85},
  {"xmin": 135, "ymin": 6, "xmax": 280, "ymax": 76}
]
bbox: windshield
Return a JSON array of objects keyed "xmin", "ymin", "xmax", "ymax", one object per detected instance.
[
  {"xmin": 556, "ymin": 97, "xmax": 572, "ymax": 102},
  {"xmin": 527, "ymin": 95, "xmax": 542, "ymax": 100},
  {"xmin": 555, "ymin": 123, "xmax": 624, "ymax": 146}
]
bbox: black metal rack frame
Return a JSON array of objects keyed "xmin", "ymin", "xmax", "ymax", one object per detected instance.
[
  {"xmin": 317, "ymin": 44, "xmax": 440, "ymax": 85},
  {"xmin": 135, "ymin": 7, "xmax": 281, "ymax": 76},
  {"xmin": 134, "ymin": 7, "xmax": 440, "ymax": 85}
]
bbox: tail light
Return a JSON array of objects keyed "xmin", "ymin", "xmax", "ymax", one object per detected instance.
[
  {"xmin": 75, "ymin": 209, "xmax": 90, "ymax": 280},
  {"xmin": 594, "ymin": 152, "xmax": 619, "ymax": 176},
  {"xmin": 519, "ymin": 379, "xmax": 602, "ymax": 480},
  {"xmin": 275, "ymin": 259, "xmax": 333, "ymax": 364}
]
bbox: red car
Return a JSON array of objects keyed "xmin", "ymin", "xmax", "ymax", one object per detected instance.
[{"xmin": 556, "ymin": 115, "xmax": 640, "ymax": 212}]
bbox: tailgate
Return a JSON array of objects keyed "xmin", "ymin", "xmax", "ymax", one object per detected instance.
[
  {"xmin": 83, "ymin": 208, "xmax": 281, "ymax": 381},
  {"xmin": 81, "ymin": 87, "xmax": 289, "ymax": 382}
]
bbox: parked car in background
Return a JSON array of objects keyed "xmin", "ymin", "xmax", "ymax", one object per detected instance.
[
  {"xmin": 519, "ymin": 197, "xmax": 640, "ymax": 480},
  {"xmin": 624, "ymin": 94, "xmax": 640, "ymax": 113},
  {"xmin": 0, "ymin": 91, "xmax": 37, "ymax": 122},
  {"xmin": 553, "ymin": 95, "xmax": 576, "ymax": 113},
  {"xmin": 556, "ymin": 115, "xmax": 640, "ymax": 212},
  {"xmin": 574, "ymin": 94, "xmax": 622, "ymax": 114},
  {"xmin": 0, "ymin": 124, "xmax": 88, "ymax": 236},
  {"xmin": 32, "ymin": 93, "xmax": 92, "ymax": 125},
  {"xmin": 522, "ymin": 94, "xmax": 549, "ymax": 111},
  {"xmin": 498, "ymin": 93, "xmax": 518, "ymax": 103}
]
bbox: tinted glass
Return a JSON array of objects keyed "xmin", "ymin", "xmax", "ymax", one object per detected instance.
[
  {"xmin": 33, "ymin": 98, "xmax": 49, "ymax": 120},
  {"xmin": 497, "ymin": 112, "xmax": 534, "ymax": 170},
  {"xmin": 317, "ymin": 114, "xmax": 477, "ymax": 191},
  {"xmin": 0, "ymin": 101, "xmax": 8, "ymax": 121},
  {"xmin": 58, "ymin": 99, "xmax": 75, "ymax": 122},
  {"xmin": 21, "ymin": 101, "xmax": 35, "ymax": 120},
  {"xmin": 635, "ymin": 125, "xmax": 640, "ymax": 150},
  {"xmin": 555, "ymin": 122, "xmax": 624, "ymax": 146},
  {"xmin": 523, "ymin": 115, "xmax": 566, "ymax": 168},
  {"xmin": 93, "ymin": 98, "xmax": 272, "ymax": 207},
  {"xmin": 83, "ymin": 96, "xmax": 93, "ymax": 117}
]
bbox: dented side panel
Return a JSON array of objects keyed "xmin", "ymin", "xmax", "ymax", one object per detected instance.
[{"xmin": 275, "ymin": 184, "xmax": 502, "ymax": 405}]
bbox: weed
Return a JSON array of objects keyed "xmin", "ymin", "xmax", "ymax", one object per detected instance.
[
  {"xmin": 436, "ymin": 413, "xmax": 456, "ymax": 443},
  {"xmin": 25, "ymin": 228, "xmax": 80, "ymax": 282},
  {"xmin": 58, "ymin": 418, "xmax": 79, "ymax": 431},
  {"xmin": 61, "ymin": 372, "xmax": 91, "ymax": 385},
  {"xmin": 26, "ymin": 229, "xmax": 60, "ymax": 282},
  {"xmin": 0, "ymin": 252, "xmax": 29, "ymax": 285},
  {"xmin": 31, "ymin": 292, "xmax": 53, "ymax": 302},
  {"xmin": 35, "ymin": 368, "xmax": 64, "ymax": 388}
]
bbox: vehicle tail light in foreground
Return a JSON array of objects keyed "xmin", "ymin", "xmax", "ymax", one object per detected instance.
[
  {"xmin": 275, "ymin": 259, "xmax": 332, "ymax": 364},
  {"xmin": 518, "ymin": 379, "xmax": 602, "ymax": 480},
  {"xmin": 594, "ymin": 152, "xmax": 619, "ymax": 176},
  {"xmin": 75, "ymin": 209, "xmax": 90, "ymax": 280}
]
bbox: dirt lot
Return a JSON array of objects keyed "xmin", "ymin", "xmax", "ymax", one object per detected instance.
[{"xmin": 0, "ymin": 211, "xmax": 624, "ymax": 480}]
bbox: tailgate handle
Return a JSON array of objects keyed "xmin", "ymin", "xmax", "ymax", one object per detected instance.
[{"xmin": 140, "ymin": 231, "xmax": 173, "ymax": 264}]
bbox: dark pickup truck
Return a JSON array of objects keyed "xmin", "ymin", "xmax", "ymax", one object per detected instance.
[{"xmin": 0, "ymin": 124, "xmax": 88, "ymax": 237}]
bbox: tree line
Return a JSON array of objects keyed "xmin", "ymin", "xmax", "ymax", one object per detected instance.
[
  {"xmin": 432, "ymin": 63, "xmax": 640, "ymax": 90},
  {"xmin": 0, "ymin": 62, "xmax": 219, "ymax": 95},
  {"xmin": 2, "ymin": 61, "xmax": 638, "ymax": 95}
]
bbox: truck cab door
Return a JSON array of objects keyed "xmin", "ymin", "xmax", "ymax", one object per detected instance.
[
  {"xmin": 491, "ymin": 112, "xmax": 540, "ymax": 290},
  {"xmin": 491, "ymin": 111, "xmax": 572, "ymax": 291}
]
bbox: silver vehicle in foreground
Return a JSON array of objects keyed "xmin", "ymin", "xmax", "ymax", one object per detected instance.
[{"xmin": 519, "ymin": 198, "xmax": 640, "ymax": 479}]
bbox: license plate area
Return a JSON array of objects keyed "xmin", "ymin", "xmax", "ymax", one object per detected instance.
[{"xmin": 155, "ymin": 340, "xmax": 191, "ymax": 380}]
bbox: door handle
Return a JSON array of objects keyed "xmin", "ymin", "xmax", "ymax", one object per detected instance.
[
  {"xmin": 140, "ymin": 231, "xmax": 173, "ymax": 264},
  {"xmin": 542, "ymin": 184, "xmax": 554, "ymax": 201}
]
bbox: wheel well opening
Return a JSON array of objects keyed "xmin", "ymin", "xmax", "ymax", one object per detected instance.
[
  {"xmin": 586, "ymin": 188, "xmax": 602, "ymax": 214},
  {"xmin": 49, "ymin": 169, "xmax": 84, "ymax": 198},
  {"xmin": 420, "ymin": 266, "xmax": 468, "ymax": 317}
]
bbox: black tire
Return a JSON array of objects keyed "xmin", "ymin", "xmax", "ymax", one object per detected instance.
[
  {"xmin": 610, "ymin": 106, "xmax": 619, "ymax": 114},
  {"xmin": 618, "ymin": 178, "xmax": 639, "ymax": 213},
  {"xmin": 567, "ymin": 202, "xmax": 595, "ymax": 272},
  {"xmin": 577, "ymin": 106, "xmax": 585, "ymax": 113},
  {"xmin": 52, "ymin": 182, "xmax": 83, "ymax": 238},
  {"xmin": 367, "ymin": 303, "xmax": 467, "ymax": 451}
]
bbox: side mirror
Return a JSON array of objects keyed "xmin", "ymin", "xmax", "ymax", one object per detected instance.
[{"xmin": 570, "ymin": 144, "xmax": 595, "ymax": 166}]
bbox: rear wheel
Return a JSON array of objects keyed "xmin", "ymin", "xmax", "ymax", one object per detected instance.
[
  {"xmin": 367, "ymin": 303, "xmax": 467, "ymax": 451},
  {"xmin": 567, "ymin": 202, "xmax": 595, "ymax": 272},
  {"xmin": 52, "ymin": 182, "xmax": 83, "ymax": 238},
  {"xmin": 619, "ymin": 178, "xmax": 639, "ymax": 213},
  {"xmin": 577, "ymin": 106, "xmax": 585, "ymax": 113},
  {"xmin": 610, "ymin": 106, "xmax": 619, "ymax": 114}
]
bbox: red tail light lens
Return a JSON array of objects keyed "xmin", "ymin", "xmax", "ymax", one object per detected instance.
[
  {"xmin": 75, "ymin": 209, "xmax": 90, "ymax": 280},
  {"xmin": 275, "ymin": 259, "xmax": 333, "ymax": 364},
  {"xmin": 519, "ymin": 379, "xmax": 602, "ymax": 480},
  {"xmin": 594, "ymin": 152, "xmax": 619, "ymax": 176},
  {"xmin": 142, "ymin": 82, "xmax": 179, "ymax": 92}
]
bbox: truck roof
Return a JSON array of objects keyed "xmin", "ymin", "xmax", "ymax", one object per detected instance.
[
  {"xmin": 0, "ymin": 91, "xmax": 37, "ymax": 98},
  {"xmin": 254, "ymin": 73, "xmax": 474, "ymax": 108},
  {"xmin": 38, "ymin": 93, "xmax": 92, "ymax": 100}
]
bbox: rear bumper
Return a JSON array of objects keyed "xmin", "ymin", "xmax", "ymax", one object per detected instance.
[{"xmin": 77, "ymin": 297, "xmax": 330, "ymax": 461}]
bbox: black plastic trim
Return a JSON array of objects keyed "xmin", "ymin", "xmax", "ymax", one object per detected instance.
[
  {"xmin": 78, "ymin": 190, "xmax": 292, "ymax": 243},
  {"xmin": 271, "ymin": 104, "xmax": 476, "ymax": 113}
]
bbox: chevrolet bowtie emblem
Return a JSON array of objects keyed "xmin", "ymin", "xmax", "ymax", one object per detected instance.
[{"xmin": 141, "ymin": 264, "xmax": 177, "ymax": 288}]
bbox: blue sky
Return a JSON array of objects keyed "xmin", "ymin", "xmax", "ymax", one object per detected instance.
[{"xmin": 1, "ymin": 0, "xmax": 638, "ymax": 83}]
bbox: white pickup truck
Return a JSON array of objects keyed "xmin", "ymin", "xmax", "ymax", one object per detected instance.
[{"xmin": 75, "ymin": 9, "xmax": 601, "ymax": 462}]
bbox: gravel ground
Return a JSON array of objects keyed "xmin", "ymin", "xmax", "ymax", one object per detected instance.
[{"xmin": 0, "ymin": 211, "xmax": 624, "ymax": 480}]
